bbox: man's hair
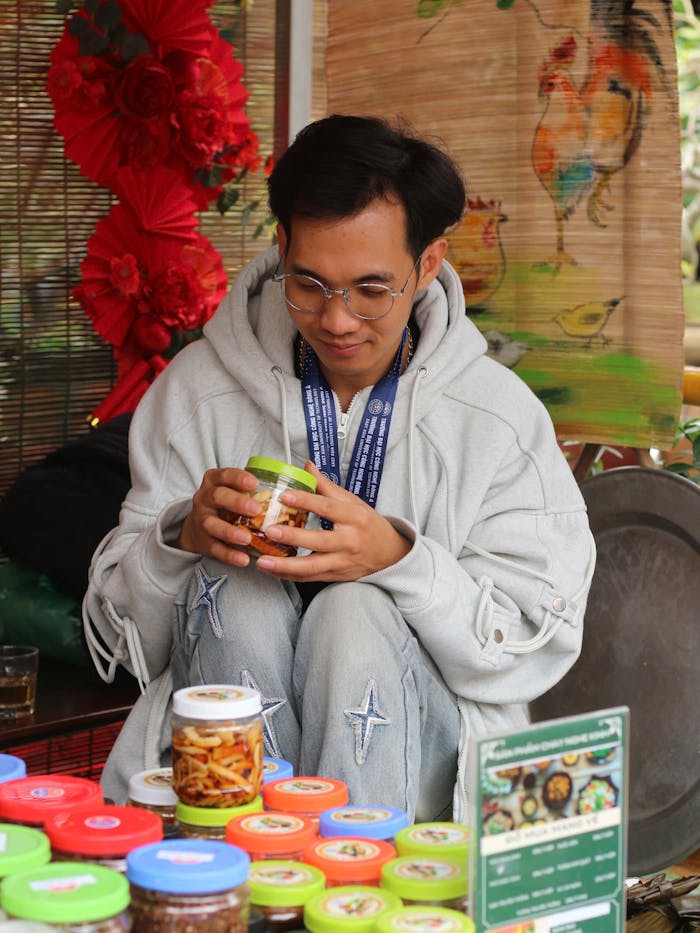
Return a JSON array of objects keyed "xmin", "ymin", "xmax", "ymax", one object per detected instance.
[{"xmin": 267, "ymin": 114, "xmax": 466, "ymax": 259}]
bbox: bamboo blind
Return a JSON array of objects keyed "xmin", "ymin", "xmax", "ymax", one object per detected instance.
[{"xmin": 0, "ymin": 0, "xmax": 278, "ymax": 496}]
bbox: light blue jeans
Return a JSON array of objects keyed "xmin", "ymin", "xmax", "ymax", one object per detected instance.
[{"xmin": 172, "ymin": 559, "xmax": 459, "ymax": 821}]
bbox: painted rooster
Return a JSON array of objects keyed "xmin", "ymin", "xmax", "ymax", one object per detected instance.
[{"xmin": 531, "ymin": 0, "xmax": 672, "ymax": 265}]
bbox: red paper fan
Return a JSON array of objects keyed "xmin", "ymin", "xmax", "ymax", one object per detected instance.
[
  {"xmin": 119, "ymin": 0, "xmax": 216, "ymax": 57},
  {"xmin": 112, "ymin": 166, "xmax": 199, "ymax": 240}
]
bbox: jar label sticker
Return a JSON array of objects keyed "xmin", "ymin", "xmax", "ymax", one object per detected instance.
[
  {"xmin": 262, "ymin": 761, "xmax": 278, "ymax": 774},
  {"xmin": 319, "ymin": 891, "xmax": 387, "ymax": 917},
  {"xmin": 332, "ymin": 807, "xmax": 392, "ymax": 824},
  {"xmin": 250, "ymin": 864, "xmax": 312, "ymax": 886},
  {"xmin": 389, "ymin": 914, "xmax": 464, "ymax": 931},
  {"xmin": 145, "ymin": 770, "xmax": 173, "ymax": 788},
  {"xmin": 186, "ymin": 687, "xmax": 246, "ymax": 702},
  {"xmin": 408, "ymin": 825, "xmax": 468, "ymax": 845},
  {"xmin": 27, "ymin": 787, "xmax": 64, "ymax": 800},
  {"xmin": 277, "ymin": 779, "xmax": 334, "ymax": 795},
  {"xmin": 395, "ymin": 859, "xmax": 461, "ymax": 881},
  {"xmin": 316, "ymin": 839, "xmax": 380, "ymax": 861},
  {"xmin": 85, "ymin": 815, "xmax": 121, "ymax": 830},
  {"xmin": 157, "ymin": 850, "xmax": 215, "ymax": 864},
  {"xmin": 242, "ymin": 814, "xmax": 305, "ymax": 834},
  {"xmin": 0, "ymin": 832, "xmax": 6, "ymax": 852},
  {"xmin": 30, "ymin": 874, "xmax": 97, "ymax": 893}
]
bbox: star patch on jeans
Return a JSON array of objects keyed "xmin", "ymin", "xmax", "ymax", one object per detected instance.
[
  {"xmin": 189, "ymin": 565, "xmax": 226, "ymax": 638},
  {"xmin": 344, "ymin": 678, "xmax": 391, "ymax": 765}
]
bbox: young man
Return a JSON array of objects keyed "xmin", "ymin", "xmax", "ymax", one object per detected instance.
[{"xmin": 84, "ymin": 114, "xmax": 595, "ymax": 820}]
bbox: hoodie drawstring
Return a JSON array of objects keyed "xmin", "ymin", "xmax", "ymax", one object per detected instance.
[{"xmin": 272, "ymin": 366, "xmax": 292, "ymax": 464}]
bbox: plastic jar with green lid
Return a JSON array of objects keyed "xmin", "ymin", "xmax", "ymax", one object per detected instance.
[
  {"xmin": 304, "ymin": 886, "xmax": 402, "ymax": 933},
  {"xmin": 127, "ymin": 768, "xmax": 178, "ymax": 835},
  {"xmin": 175, "ymin": 795, "xmax": 263, "ymax": 840},
  {"xmin": 262, "ymin": 778, "xmax": 348, "ymax": 828},
  {"xmin": 0, "ymin": 920, "xmax": 54, "ymax": 931},
  {"xmin": 0, "ymin": 861, "xmax": 130, "ymax": 931},
  {"xmin": 226, "ymin": 812, "xmax": 316, "ymax": 861},
  {"xmin": 394, "ymin": 823, "xmax": 469, "ymax": 861},
  {"xmin": 0, "ymin": 825, "xmax": 50, "ymax": 879},
  {"xmin": 126, "ymin": 838, "xmax": 251, "ymax": 933},
  {"xmin": 380, "ymin": 856, "xmax": 468, "ymax": 911},
  {"xmin": 171, "ymin": 684, "xmax": 264, "ymax": 808},
  {"xmin": 375, "ymin": 905, "xmax": 475, "ymax": 933},
  {"xmin": 303, "ymin": 837, "xmax": 396, "ymax": 888},
  {"xmin": 228, "ymin": 457, "xmax": 317, "ymax": 559},
  {"xmin": 248, "ymin": 860, "xmax": 325, "ymax": 932},
  {"xmin": 0, "ymin": 778, "xmax": 103, "ymax": 830},
  {"xmin": 44, "ymin": 804, "xmax": 162, "ymax": 872}
]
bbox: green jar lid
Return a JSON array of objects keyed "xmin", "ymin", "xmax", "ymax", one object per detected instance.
[
  {"xmin": 0, "ymin": 825, "xmax": 50, "ymax": 879},
  {"xmin": 175, "ymin": 795, "xmax": 262, "ymax": 827},
  {"xmin": 304, "ymin": 885, "xmax": 402, "ymax": 933},
  {"xmin": 380, "ymin": 856, "xmax": 467, "ymax": 901},
  {"xmin": 0, "ymin": 861, "xmax": 129, "ymax": 924},
  {"xmin": 249, "ymin": 860, "xmax": 326, "ymax": 907},
  {"xmin": 246, "ymin": 457, "xmax": 317, "ymax": 492},
  {"xmin": 394, "ymin": 822, "xmax": 469, "ymax": 858},
  {"xmin": 376, "ymin": 905, "xmax": 475, "ymax": 932}
]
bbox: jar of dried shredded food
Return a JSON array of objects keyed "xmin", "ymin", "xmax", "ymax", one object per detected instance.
[
  {"xmin": 303, "ymin": 838, "xmax": 396, "ymax": 888},
  {"xmin": 319, "ymin": 806, "xmax": 408, "ymax": 845},
  {"xmin": 45, "ymin": 804, "xmax": 162, "ymax": 872},
  {"xmin": 303, "ymin": 886, "xmax": 402, "ymax": 933},
  {"xmin": 262, "ymin": 778, "xmax": 348, "ymax": 829},
  {"xmin": 175, "ymin": 796, "xmax": 263, "ymax": 841},
  {"xmin": 375, "ymin": 905, "xmax": 475, "ymax": 933},
  {"xmin": 0, "ymin": 824, "xmax": 50, "ymax": 880},
  {"xmin": 226, "ymin": 812, "xmax": 316, "ymax": 862},
  {"xmin": 227, "ymin": 457, "xmax": 317, "ymax": 559},
  {"xmin": 393, "ymin": 822, "xmax": 469, "ymax": 862},
  {"xmin": 0, "ymin": 861, "xmax": 130, "ymax": 931},
  {"xmin": 127, "ymin": 838, "xmax": 251, "ymax": 933},
  {"xmin": 171, "ymin": 684, "xmax": 263, "ymax": 808},
  {"xmin": 127, "ymin": 768, "xmax": 178, "ymax": 836},
  {"xmin": 262, "ymin": 758, "xmax": 294, "ymax": 784},
  {"xmin": 380, "ymin": 856, "xmax": 468, "ymax": 911},
  {"xmin": 248, "ymin": 860, "xmax": 325, "ymax": 932},
  {"xmin": 0, "ymin": 777, "xmax": 103, "ymax": 831}
]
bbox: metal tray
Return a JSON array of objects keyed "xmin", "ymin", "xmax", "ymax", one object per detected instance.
[{"xmin": 529, "ymin": 466, "xmax": 700, "ymax": 876}]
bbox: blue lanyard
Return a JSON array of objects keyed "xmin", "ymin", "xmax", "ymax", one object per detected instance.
[{"xmin": 301, "ymin": 329, "xmax": 407, "ymax": 520}]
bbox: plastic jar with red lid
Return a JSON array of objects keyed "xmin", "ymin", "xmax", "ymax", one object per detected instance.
[
  {"xmin": 0, "ymin": 776, "xmax": 103, "ymax": 829},
  {"xmin": 303, "ymin": 837, "xmax": 396, "ymax": 888},
  {"xmin": 262, "ymin": 778, "xmax": 348, "ymax": 828},
  {"xmin": 44, "ymin": 804, "xmax": 163, "ymax": 872},
  {"xmin": 226, "ymin": 812, "xmax": 316, "ymax": 862}
]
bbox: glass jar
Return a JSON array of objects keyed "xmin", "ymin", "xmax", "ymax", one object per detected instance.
[
  {"xmin": 248, "ymin": 860, "xmax": 325, "ymax": 933},
  {"xmin": 262, "ymin": 759, "xmax": 294, "ymax": 784},
  {"xmin": 0, "ymin": 757, "xmax": 26, "ymax": 785},
  {"xmin": 44, "ymin": 804, "xmax": 162, "ymax": 872},
  {"xmin": 127, "ymin": 769, "xmax": 178, "ymax": 837},
  {"xmin": 394, "ymin": 822, "xmax": 469, "ymax": 862},
  {"xmin": 262, "ymin": 778, "xmax": 348, "ymax": 829},
  {"xmin": 227, "ymin": 457, "xmax": 317, "ymax": 559},
  {"xmin": 319, "ymin": 807, "xmax": 408, "ymax": 844},
  {"xmin": 0, "ymin": 861, "xmax": 130, "ymax": 931},
  {"xmin": 175, "ymin": 796, "xmax": 262, "ymax": 840},
  {"xmin": 171, "ymin": 685, "xmax": 263, "ymax": 808},
  {"xmin": 126, "ymin": 838, "xmax": 251, "ymax": 933},
  {"xmin": 0, "ymin": 921, "xmax": 55, "ymax": 931},
  {"xmin": 303, "ymin": 886, "xmax": 402, "ymax": 933},
  {"xmin": 303, "ymin": 838, "xmax": 396, "ymax": 888},
  {"xmin": 226, "ymin": 812, "xmax": 316, "ymax": 862},
  {"xmin": 0, "ymin": 824, "xmax": 50, "ymax": 879},
  {"xmin": 375, "ymin": 905, "xmax": 475, "ymax": 933},
  {"xmin": 0, "ymin": 777, "xmax": 103, "ymax": 830},
  {"xmin": 380, "ymin": 856, "xmax": 468, "ymax": 911}
]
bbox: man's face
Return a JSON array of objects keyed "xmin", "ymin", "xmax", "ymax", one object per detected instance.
[{"xmin": 277, "ymin": 198, "xmax": 446, "ymax": 405}]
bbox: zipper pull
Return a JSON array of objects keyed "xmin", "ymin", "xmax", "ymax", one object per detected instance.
[{"xmin": 337, "ymin": 411, "xmax": 349, "ymax": 439}]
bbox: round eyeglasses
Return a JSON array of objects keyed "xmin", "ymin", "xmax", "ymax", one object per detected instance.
[{"xmin": 272, "ymin": 256, "xmax": 422, "ymax": 321}]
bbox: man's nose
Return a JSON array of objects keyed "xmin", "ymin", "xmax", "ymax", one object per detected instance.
[{"xmin": 319, "ymin": 291, "xmax": 359, "ymax": 330}]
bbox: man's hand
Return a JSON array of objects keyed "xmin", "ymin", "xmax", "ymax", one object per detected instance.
[
  {"xmin": 255, "ymin": 461, "xmax": 412, "ymax": 582},
  {"xmin": 176, "ymin": 467, "xmax": 260, "ymax": 566}
]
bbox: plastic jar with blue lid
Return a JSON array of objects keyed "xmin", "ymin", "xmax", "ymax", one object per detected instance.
[
  {"xmin": 0, "ymin": 861, "xmax": 130, "ymax": 931},
  {"xmin": 262, "ymin": 758, "xmax": 294, "ymax": 783},
  {"xmin": 319, "ymin": 806, "xmax": 409, "ymax": 843},
  {"xmin": 0, "ymin": 759, "xmax": 25, "ymax": 786},
  {"xmin": 0, "ymin": 825, "xmax": 50, "ymax": 880},
  {"xmin": 126, "ymin": 837, "xmax": 251, "ymax": 932}
]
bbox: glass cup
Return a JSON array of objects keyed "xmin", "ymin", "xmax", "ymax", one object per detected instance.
[{"xmin": 0, "ymin": 647, "xmax": 38, "ymax": 719}]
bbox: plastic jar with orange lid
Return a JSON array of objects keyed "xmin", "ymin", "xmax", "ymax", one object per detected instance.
[
  {"xmin": 262, "ymin": 778, "xmax": 348, "ymax": 828},
  {"xmin": 226, "ymin": 812, "xmax": 316, "ymax": 862},
  {"xmin": 0, "ymin": 776, "xmax": 103, "ymax": 830},
  {"xmin": 303, "ymin": 837, "xmax": 396, "ymax": 888}
]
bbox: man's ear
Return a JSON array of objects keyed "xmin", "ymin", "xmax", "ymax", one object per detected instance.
[
  {"xmin": 276, "ymin": 223, "xmax": 287, "ymax": 257},
  {"xmin": 417, "ymin": 237, "xmax": 448, "ymax": 289}
]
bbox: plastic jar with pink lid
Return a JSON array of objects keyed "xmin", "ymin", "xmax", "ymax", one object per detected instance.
[
  {"xmin": 44, "ymin": 804, "xmax": 163, "ymax": 872},
  {"xmin": 262, "ymin": 777, "xmax": 348, "ymax": 828},
  {"xmin": 226, "ymin": 812, "xmax": 317, "ymax": 862},
  {"xmin": 0, "ymin": 776, "xmax": 103, "ymax": 830},
  {"xmin": 303, "ymin": 837, "xmax": 396, "ymax": 888}
]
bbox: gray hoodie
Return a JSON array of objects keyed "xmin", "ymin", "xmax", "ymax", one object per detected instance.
[{"xmin": 83, "ymin": 246, "xmax": 595, "ymax": 816}]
